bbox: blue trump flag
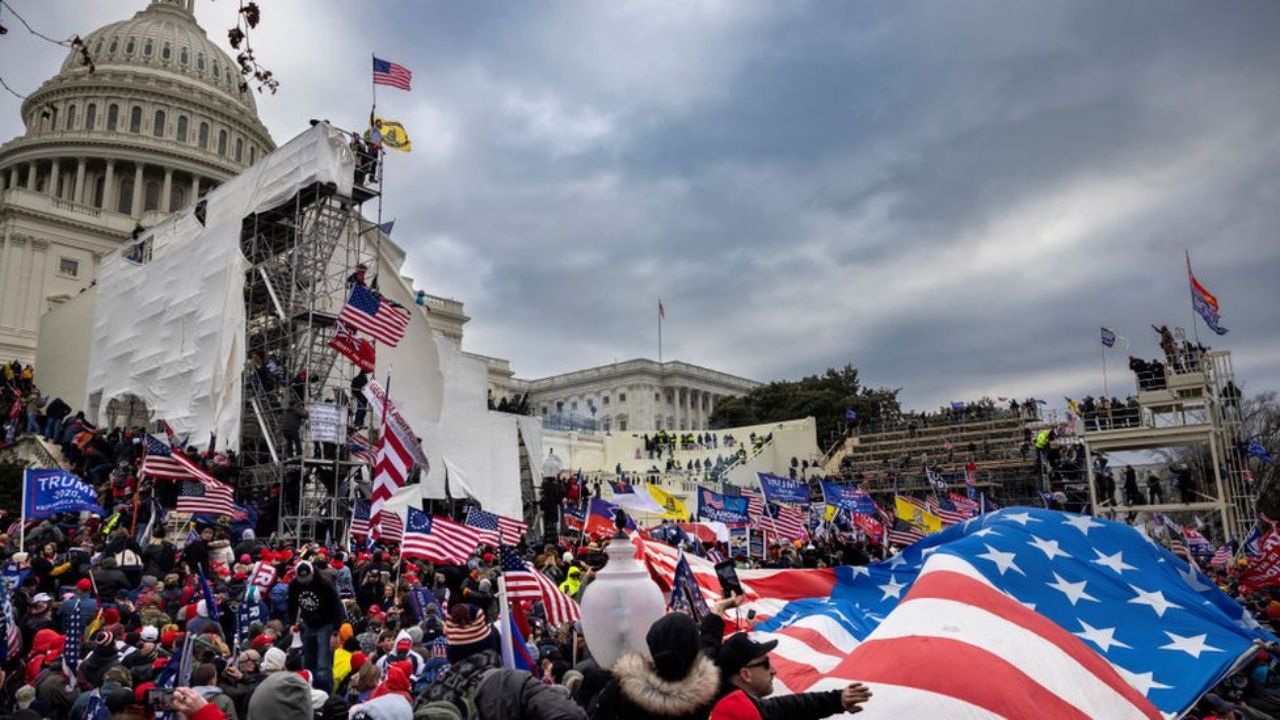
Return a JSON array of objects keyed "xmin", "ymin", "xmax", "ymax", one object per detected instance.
[
  {"xmin": 754, "ymin": 508, "xmax": 1276, "ymax": 717},
  {"xmin": 23, "ymin": 469, "xmax": 105, "ymax": 519},
  {"xmin": 756, "ymin": 472, "xmax": 809, "ymax": 505},
  {"xmin": 820, "ymin": 482, "xmax": 877, "ymax": 515},
  {"xmin": 669, "ymin": 553, "xmax": 710, "ymax": 620},
  {"xmin": 697, "ymin": 486, "xmax": 750, "ymax": 525}
]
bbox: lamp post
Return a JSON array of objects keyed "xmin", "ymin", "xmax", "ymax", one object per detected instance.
[{"xmin": 578, "ymin": 510, "xmax": 666, "ymax": 670}]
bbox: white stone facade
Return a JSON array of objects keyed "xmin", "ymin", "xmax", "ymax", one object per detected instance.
[
  {"xmin": 0, "ymin": 0, "xmax": 275, "ymax": 364},
  {"xmin": 517, "ymin": 358, "xmax": 760, "ymax": 432}
]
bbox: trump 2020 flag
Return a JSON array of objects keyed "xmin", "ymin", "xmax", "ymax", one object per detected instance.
[
  {"xmin": 756, "ymin": 472, "xmax": 809, "ymax": 505},
  {"xmin": 24, "ymin": 469, "xmax": 105, "ymax": 519},
  {"xmin": 752, "ymin": 508, "xmax": 1276, "ymax": 718}
]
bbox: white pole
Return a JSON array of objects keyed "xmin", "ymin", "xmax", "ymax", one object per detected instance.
[
  {"xmin": 19, "ymin": 469, "xmax": 28, "ymax": 553},
  {"xmin": 497, "ymin": 574, "xmax": 516, "ymax": 669}
]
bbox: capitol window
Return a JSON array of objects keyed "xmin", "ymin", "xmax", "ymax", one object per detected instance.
[
  {"xmin": 198, "ymin": 122, "xmax": 209, "ymax": 149},
  {"xmin": 153, "ymin": 110, "xmax": 166, "ymax": 137},
  {"xmin": 235, "ymin": 138, "xmax": 243, "ymax": 162},
  {"xmin": 86, "ymin": 104, "xmax": 96, "ymax": 130},
  {"xmin": 130, "ymin": 107, "xmax": 142, "ymax": 134},
  {"xmin": 125, "ymin": 39, "xmax": 135, "ymax": 55},
  {"xmin": 58, "ymin": 258, "xmax": 79, "ymax": 279},
  {"xmin": 109, "ymin": 38, "xmax": 119, "ymax": 54},
  {"xmin": 218, "ymin": 130, "xmax": 228, "ymax": 156},
  {"xmin": 197, "ymin": 53, "xmax": 206, "ymax": 71},
  {"xmin": 213, "ymin": 62, "xmax": 220, "ymax": 78},
  {"xmin": 619, "ymin": 393, "xmax": 626, "ymax": 402},
  {"xmin": 180, "ymin": 48, "xmax": 189, "ymax": 65},
  {"xmin": 66, "ymin": 104, "xmax": 77, "ymax": 131},
  {"xmin": 176, "ymin": 116, "xmax": 188, "ymax": 143},
  {"xmin": 249, "ymin": 146, "xmax": 256, "ymax": 164},
  {"xmin": 143, "ymin": 40, "xmax": 153, "ymax": 58},
  {"xmin": 107, "ymin": 104, "xmax": 118, "ymax": 131},
  {"xmin": 602, "ymin": 396, "xmax": 610, "ymax": 405},
  {"xmin": 162, "ymin": 43, "xmax": 171, "ymax": 61}
]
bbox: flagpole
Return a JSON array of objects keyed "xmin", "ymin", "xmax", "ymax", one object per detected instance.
[
  {"xmin": 1185, "ymin": 250, "xmax": 1202, "ymax": 347},
  {"xmin": 1101, "ymin": 343, "xmax": 1109, "ymax": 399},
  {"xmin": 497, "ymin": 574, "xmax": 516, "ymax": 669},
  {"xmin": 19, "ymin": 469, "xmax": 27, "ymax": 553},
  {"xmin": 657, "ymin": 299, "xmax": 663, "ymax": 364}
]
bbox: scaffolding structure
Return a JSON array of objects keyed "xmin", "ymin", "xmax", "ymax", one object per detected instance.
[
  {"xmin": 238, "ymin": 177, "xmax": 381, "ymax": 542},
  {"xmin": 1082, "ymin": 346, "xmax": 1253, "ymax": 540}
]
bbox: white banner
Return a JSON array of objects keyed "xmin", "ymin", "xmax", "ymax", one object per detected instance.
[
  {"xmin": 363, "ymin": 379, "xmax": 430, "ymax": 469},
  {"xmin": 308, "ymin": 403, "xmax": 347, "ymax": 444}
]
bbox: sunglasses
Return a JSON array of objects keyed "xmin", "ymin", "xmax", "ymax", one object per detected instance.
[{"xmin": 744, "ymin": 657, "xmax": 771, "ymax": 671}]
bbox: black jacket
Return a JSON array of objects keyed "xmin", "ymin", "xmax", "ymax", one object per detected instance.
[
  {"xmin": 143, "ymin": 539, "xmax": 177, "ymax": 578},
  {"xmin": 475, "ymin": 668, "xmax": 586, "ymax": 720},
  {"xmin": 286, "ymin": 575, "xmax": 343, "ymax": 628}
]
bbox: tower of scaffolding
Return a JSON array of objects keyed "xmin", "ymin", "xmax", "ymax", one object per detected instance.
[
  {"xmin": 1082, "ymin": 343, "xmax": 1254, "ymax": 540},
  {"xmin": 237, "ymin": 169, "xmax": 382, "ymax": 542}
]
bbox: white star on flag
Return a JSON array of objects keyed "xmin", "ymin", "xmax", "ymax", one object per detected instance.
[
  {"xmin": 1092, "ymin": 549, "xmax": 1138, "ymax": 575},
  {"xmin": 1062, "ymin": 514, "xmax": 1105, "ymax": 536},
  {"xmin": 1113, "ymin": 666, "xmax": 1173, "ymax": 696},
  {"xmin": 1075, "ymin": 620, "xmax": 1132, "ymax": 653},
  {"xmin": 1127, "ymin": 585, "xmax": 1182, "ymax": 618},
  {"xmin": 1029, "ymin": 535, "xmax": 1071, "ymax": 561},
  {"xmin": 1000, "ymin": 511, "xmax": 1039, "ymax": 526},
  {"xmin": 1159, "ymin": 632, "xmax": 1223, "ymax": 659},
  {"xmin": 1047, "ymin": 572, "xmax": 1098, "ymax": 606},
  {"xmin": 879, "ymin": 575, "xmax": 907, "ymax": 600},
  {"xmin": 977, "ymin": 544, "xmax": 1024, "ymax": 576}
]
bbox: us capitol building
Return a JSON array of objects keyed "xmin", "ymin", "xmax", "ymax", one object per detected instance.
[{"xmin": 0, "ymin": 0, "xmax": 757, "ymax": 432}]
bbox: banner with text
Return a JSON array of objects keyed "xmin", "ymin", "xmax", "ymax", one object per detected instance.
[
  {"xmin": 363, "ymin": 379, "xmax": 430, "ymax": 469},
  {"xmin": 757, "ymin": 472, "xmax": 809, "ymax": 505},
  {"xmin": 24, "ymin": 470, "xmax": 105, "ymax": 519},
  {"xmin": 821, "ymin": 482, "xmax": 878, "ymax": 515},
  {"xmin": 697, "ymin": 487, "xmax": 751, "ymax": 525}
]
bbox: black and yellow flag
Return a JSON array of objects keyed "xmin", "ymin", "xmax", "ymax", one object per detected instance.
[{"xmin": 376, "ymin": 116, "xmax": 412, "ymax": 152}]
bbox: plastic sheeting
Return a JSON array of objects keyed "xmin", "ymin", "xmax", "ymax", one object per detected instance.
[{"xmin": 86, "ymin": 123, "xmax": 355, "ymax": 449}]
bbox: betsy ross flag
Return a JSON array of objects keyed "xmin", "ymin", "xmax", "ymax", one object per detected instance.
[
  {"xmin": 339, "ymin": 285, "xmax": 409, "ymax": 347},
  {"xmin": 178, "ymin": 479, "xmax": 236, "ymax": 517},
  {"xmin": 372, "ymin": 56, "xmax": 412, "ymax": 91},
  {"xmin": 499, "ymin": 545, "xmax": 581, "ymax": 626},
  {"xmin": 402, "ymin": 507, "xmax": 484, "ymax": 565},
  {"xmin": 1187, "ymin": 251, "xmax": 1228, "ymax": 336},
  {"xmin": 465, "ymin": 506, "xmax": 528, "ymax": 546}
]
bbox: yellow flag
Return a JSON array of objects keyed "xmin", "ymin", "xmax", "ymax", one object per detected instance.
[
  {"xmin": 895, "ymin": 496, "xmax": 942, "ymax": 534},
  {"xmin": 824, "ymin": 504, "xmax": 838, "ymax": 522},
  {"xmin": 375, "ymin": 116, "xmax": 412, "ymax": 152},
  {"xmin": 647, "ymin": 484, "xmax": 689, "ymax": 520}
]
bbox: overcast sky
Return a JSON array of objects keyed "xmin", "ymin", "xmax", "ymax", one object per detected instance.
[{"xmin": 2, "ymin": 1, "xmax": 1277, "ymax": 413}]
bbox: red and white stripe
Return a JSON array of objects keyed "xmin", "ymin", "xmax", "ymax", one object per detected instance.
[
  {"xmin": 377, "ymin": 512, "xmax": 404, "ymax": 545},
  {"xmin": 742, "ymin": 491, "xmax": 807, "ymax": 541},
  {"xmin": 1211, "ymin": 546, "xmax": 1232, "ymax": 567},
  {"xmin": 926, "ymin": 498, "xmax": 968, "ymax": 527},
  {"xmin": 371, "ymin": 428, "xmax": 411, "ymax": 540},
  {"xmin": 803, "ymin": 554, "xmax": 1161, "ymax": 719},
  {"xmin": 403, "ymin": 516, "xmax": 484, "ymax": 565},
  {"xmin": 504, "ymin": 567, "xmax": 581, "ymax": 627}
]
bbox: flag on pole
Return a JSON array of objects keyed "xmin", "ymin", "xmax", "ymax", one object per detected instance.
[
  {"xmin": 1187, "ymin": 251, "xmax": 1228, "ymax": 335},
  {"xmin": 465, "ymin": 506, "xmax": 528, "ymax": 546},
  {"xmin": 339, "ymin": 285, "xmax": 410, "ymax": 347},
  {"xmin": 372, "ymin": 56, "xmax": 412, "ymax": 91},
  {"xmin": 351, "ymin": 498, "xmax": 371, "ymax": 539},
  {"xmin": 141, "ymin": 435, "xmax": 218, "ymax": 483},
  {"xmin": 1210, "ymin": 546, "xmax": 1232, "ymax": 567},
  {"xmin": 402, "ymin": 508, "xmax": 484, "ymax": 565},
  {"xmin": 499, "ymin": 546, "xmax": 581, "ymax": 626},
  {"xmin": 374, "ymin": 117, "xmax": 411, "ymax": 152},
  {"xmin": 1101, "ymin": 327, "xmax": 1117, "ymax": 348},
  {"xmin": 658, "ymin": 300, "xmax": 665, "ymax": 319},
  {"xmin": 668, "ymin": 553, "xmax": 710, "ymax": 621},
  {"xmin": 329, "ymin": 322, "xmax": 376, "ymax": 373},
  {"xmin": 378, "ymin": 220, "xmax": 396, "ymax": 236},
  {"xmin": 196, "ymin": 568, "xmax": 221, "ymax": 623},
  {"xmin": 371, "ymin": 423, "xmax": 412, "ymax": 541},
  {"xmin": 177, "ymin": 479, "xmax": 236, "ymax": 517}
]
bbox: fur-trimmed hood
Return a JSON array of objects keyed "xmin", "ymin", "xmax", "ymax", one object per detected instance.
[{"xmin": 613, "ymin": 651, "xmax": 720, "ymax": 717}]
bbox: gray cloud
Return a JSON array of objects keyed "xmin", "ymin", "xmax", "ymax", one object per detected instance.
[{"xmin": 2, "ymin": 0, "xmax": 1278, "ymax": 414}]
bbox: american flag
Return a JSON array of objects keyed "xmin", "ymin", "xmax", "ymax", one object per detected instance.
[
  {"xmin": 177, "ymin": 479, "xmax": 236, "ymax": 517},
  {"xmin": 402, "ymin": 507, "xmax": 483, "ymax": 565},
  {"xmin": 742, "ymin": 491, "xmax": 807, "ymax": 541},
  {"xmin": 949, "ymin": 493, "xmax": 981, "ymax": 517},
  {"xmin": 878, "ymin": 505, "xmax": 925, "ymax": 547},
  {"xmin": 563, "ymin": 506, "xmax": 585, "ymax": 533},
  {"xmin": 348, "ymin": 430, "xmax": 374, "ymax": 464},
  {"xmin": 465, "ymin": 507, "xmax": 528, "ymax": 546},
  {"xmin": 371, "ymin": 423, "xmax": 412, "ymax": 541},
  {"xmin": 378, "ymin": 510, "xmax": 404, "ymax": 545},
  {"xmin": 499, "ymin": 546, "xmax": 580, "ymax": 626},
  {"xmin": 142, "ymin": 435, "xmax": 217, "ymax": 483},
  {"xmin": 1211, "ymin": 546, "xmax": 1232, "ymax": 567},
  {"xmin": 338, "ymin": 285, "xmax": 409, "ymax": 347},
  {"xmin": 351, "ymin": 498, "xmax": 371, "ymax": 539},
  {"xmin": 372, "ymin": 56, "xmax": 412, "ymax": 91},
  {"xmin": 927, "ymin": 496, "xmax": 968, "ymax": 526}
]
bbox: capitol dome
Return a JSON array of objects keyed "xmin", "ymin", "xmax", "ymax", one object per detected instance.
[{"xmin": 0, "ymin": 0, "xmax": 277, "ymax": 364}]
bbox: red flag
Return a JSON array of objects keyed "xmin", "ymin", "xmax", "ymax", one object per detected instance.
[
  {"xmin": 1242, "ymin": 529, "xmax": 1280, "ymax": 586},
  {"xmin": 329, "ymin": 323, "xmax": 376, "ymax": 372}
]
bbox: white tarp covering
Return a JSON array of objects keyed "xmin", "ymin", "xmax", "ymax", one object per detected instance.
[{"xmin": 86, "ymin": 123, "xmax": 355, "ymax": 449}]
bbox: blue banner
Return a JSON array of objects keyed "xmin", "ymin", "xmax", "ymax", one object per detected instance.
[
  {"xmin": 697, "ymin": 486, "xmax": 750, "ymax": 525},
  {"xmin": 821, "ymin": 482, "xmax": 877, "ymax": 515},
  {"xmin": 408, "ymin": 586, "xmax": 436, "ymax": 619},
  {"xmin": 669, "ymin": 554, "xmax": 709, "ymax": 620},
  {"xmin": 235, "ymin": 600, "xmax": 268, "ymax": 650},
  {"xmin": 756, "ymin": 472, "xmax": 809, "ymax": 505},
  {"xmin": 24, "ymin": 470, "xmax": 105, "ymax": 519}
]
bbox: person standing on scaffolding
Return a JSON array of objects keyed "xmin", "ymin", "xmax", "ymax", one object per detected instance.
[{"xmin": 363, "ymin": 117, "xmax": 383, "ymax": 183}]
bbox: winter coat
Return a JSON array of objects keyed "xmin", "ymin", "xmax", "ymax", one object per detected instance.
[
  {"xmin": 474, "ymin": 668, "xmax": 586, "ymax": 720},
  {"xmin": 709, "ymin": 687, "xmax": 847, "ymax": 720},
  {"xmin": 421, "ymin": 648, "xmax": 502, "ymax": 716},
  {"xmin": 142, "ymin": 539, "xmax": 177, "ymax": 578},
  {"xmin": 587, "ymin": 652, "xmax": 720, "ymax": 720}
]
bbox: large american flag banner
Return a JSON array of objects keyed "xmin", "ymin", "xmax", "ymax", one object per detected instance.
[
  {"xmin": 338, "ymin": 285, "xmax": 409, "ymax": 347},
  {"xmin": 499, "ymin": 546, "xmax": 580, "ymax": 626},
  {"xmin": 177, "ymin": 479, "xmax": 236, "ymax": 517},
  {"xmin": 402, "ymin": 508, "xmax": 482, "ymax": 565},
  {"xmin": 807, "ymin": 553, "xmax": 1161, "ymax": 719},
  {"xmin": 745, "ymin": 509, "xmax": 1276, "ymax": 717},
  {"xmin": 465, "ymin": 506, "xmax": 528, "ymax": 546},
  {"xmin": 351, "ymin": 498, "xmax": 371, "ymax": 539}
]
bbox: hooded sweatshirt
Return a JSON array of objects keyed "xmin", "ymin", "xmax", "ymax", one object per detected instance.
[
  {"xmin": 375, "ymin": 631, "xmax": 424, "ymax": 679},
  {"xmin": 285, "ymin": 561, "xmax": 343, "ymax": 628},
  {"xmin": 247, "ymin": 672, "xmax": 314, "ymax": 720}
]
